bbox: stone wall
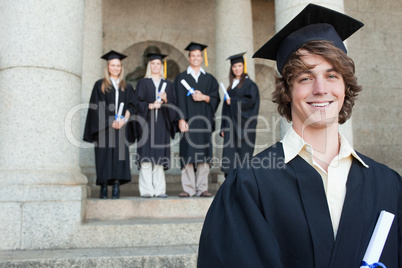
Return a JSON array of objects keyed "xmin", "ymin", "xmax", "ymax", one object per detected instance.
[{"xmin": 345, "ymin": 0, "xmax": 402, "ymax": 174}]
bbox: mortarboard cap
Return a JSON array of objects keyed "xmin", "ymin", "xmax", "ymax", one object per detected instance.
[
  {"xmin": 253, "ymin": 3, "xmax": 364, "ymax": 74},
  {"xmin": 146, "ymin": 53, "xmax": 167, "ymax": 62},
  {"xmin": 227, "ymin": 52, "xmax": 246, "ymax": 66},
  {"xmin": 101, "ymin": 50, "xmax": 127, "ymax": 61},
  {"xmin": 185, "ymin": 42, "xmax": 208, "ymax": 52}
]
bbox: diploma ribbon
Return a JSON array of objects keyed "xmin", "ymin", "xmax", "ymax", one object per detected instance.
[
  {"xmin": 360, "ymin": 261, "xmax": 386, "ymax": 268},
  {"xmin": 187, "ymin": 88, "xmax": 195, "ymax": 96},
  {"xmin": 115, "ymin": 114, "xmax": 124, "ymax": 121}
]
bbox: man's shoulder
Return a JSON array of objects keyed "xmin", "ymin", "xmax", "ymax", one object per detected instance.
[
  {"xmin": 174, "ymin": 71, "xmax": 190, "ymax": 82},
  {"xmin": 356, "ymin": 151, "xmax": 400, "ymax": 178}
]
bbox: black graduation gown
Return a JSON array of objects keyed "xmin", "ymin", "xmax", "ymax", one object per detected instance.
[
  {"xmin": 135, "ymin": 78, "xmax": 177, "ymax": 169},
  {"xmin": 174, "ymin": 71, "xmax": 220, "ymax": 168},
  {"xmin": 198, "ymin": 142, "xmax": 402, "ymax": 268},
  {"xmin": 83, "ymin": 79, "xmax": 136, "ymax": 185},
  {"xmin": 220, "ymin": 77, "xmax": 260, "ymax": 175}
]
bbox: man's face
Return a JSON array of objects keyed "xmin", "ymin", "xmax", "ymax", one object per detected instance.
[
  {"xmin": 290, "ymin": 50, "xmax": 345, "ymax": 131},
  {"xmin": 189, "ymin": 50, "xmax": 203, "ymax": 68}
]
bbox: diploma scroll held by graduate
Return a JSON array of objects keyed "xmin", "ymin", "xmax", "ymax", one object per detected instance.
[
  {"xmin": 220, "ymin": 52, "xmax": 260, "ymax": 177},
  {"xmin": 135, "ymin": 53, "xmax": 177, "ymax": 198},
  {"xmin": 83, "ymin": 50, "xmax": 137, "ymax": 199},
  {"xmin": 198, "ymin": 4, "xmax": 402, "ymax": 267}
]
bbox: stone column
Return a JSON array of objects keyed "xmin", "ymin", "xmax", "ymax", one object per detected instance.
[
  {"xmin": 80, "ymin": 0, "xmax": 104, "ymax": 195},
  {"xmin": 215, "ymin": 0, "xmax": 255, "ymax": 84},
  {"xmin": 275, "ymin": 0, "xmax": 353, "ymax": 145},
  {"xmin": 215, "ymin": 0, "xmax": 255, "ymax": 182},
  {"xmin": 0, "ymin": 0, "xmax": 87, "ymax": 250}
]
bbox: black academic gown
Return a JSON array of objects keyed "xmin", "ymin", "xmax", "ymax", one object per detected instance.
[
  {"xmin": 174, "ymin": 70, "xmax": 220, "ymax": 168},
  {"xmin": 198, "ymin": 142, "xmax": 402, "ymax": 268},
  {"xmin": 135, "ymin": 78, "xmax": 177, "ymax": 169},
  {"xmin": 220, "ymin": 77, "xmax": 260, "ymax": 176},
  {"xmin": 83, "ymin": 79, "xmax": 136, "ymax": 185}
]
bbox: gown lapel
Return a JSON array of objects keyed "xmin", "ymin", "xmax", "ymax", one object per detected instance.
[
  {"xmin": 290, "ymin": 156, "xmax": 334, "ymax": 267},
  {"xmin": 328, "ymin": 159, "xmax": 366, "ymax": 267}
]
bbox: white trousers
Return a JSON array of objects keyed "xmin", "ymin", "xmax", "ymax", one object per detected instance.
[
  {"xmin": 139, "ymin": 163, "xmax": 166, "ymax": 197},
  {"xmin": 181, "ymin": 163, "xmax": 209, "ymax": 196}
]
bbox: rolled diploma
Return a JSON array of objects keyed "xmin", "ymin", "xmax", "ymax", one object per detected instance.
[
  {"xmin": 220, "ymin": 82, "xmax": 230, "ymax": 100},
  {"xmin": 180, "ymin": 79, "xmax": 194, "ymax": 95},
  {"xmin": 116, "ymin": 102, "xmax": 124, "ymax": 121},
  {"xmin": 157, "ymin": 82, "xmax": 167, "ymax": 102},
  {"xmin": 360, "ymin": 210, "xmax": 395, "ymax": 267}
]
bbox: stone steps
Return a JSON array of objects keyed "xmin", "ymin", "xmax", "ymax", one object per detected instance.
[
  {"xmin": 0, "ymin": 245, "xmax": 198, "ymax": 268},
  {"xmin": 86, "ymin": 197, "xmax": 213, "ymax": 220},
  {"xmin": 0, "ymin": 196, "xmax": 213, "ymax": 267},
  {"xmin": 75, "ymin": 217, "xmax": 204, "ymax": 249}
]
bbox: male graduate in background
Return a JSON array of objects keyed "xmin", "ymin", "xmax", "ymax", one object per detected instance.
[
  {"xmin": 174, "ymin": 42, "xmax": 220, "ymax": 198},
  {"xmin": 198, "ymin": 4, "xmax": 401, "ymax": 267}
]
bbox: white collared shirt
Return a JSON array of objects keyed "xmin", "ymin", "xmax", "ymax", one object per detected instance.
[
  {"xmin": 281, "ymin": 127, "xmax": 369, "ymax": 238},
  {"xmin": 232, "ymin": 79, "xmax": 240, "ymax": 89},
  {"xmin": 110, "ymin": 78, "xmax": 120, "ymax": 114},
  {"xmin": 187, "ymin": 66, "xmax": 206, "ymax": 83}
]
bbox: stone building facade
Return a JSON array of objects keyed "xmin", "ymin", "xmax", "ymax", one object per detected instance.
[{"xmin": 0, "ymin": 0, "xmax": 400, "ymax": 252}]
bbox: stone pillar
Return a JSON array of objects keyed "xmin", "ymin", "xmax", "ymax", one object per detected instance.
[
  {"xmin": 215, "ymin": 0, "xmax": 255, "ymax": 84},
  {"xmin": 0, "ymin": 1, "xmax": 87, "ymax": 250},
  {"xmin": 215, "ymin": 0, "xmax": 255, "ymax": 181},
  {"xmin": 275, "ymin": 0, "xmax": 353, "ymax": 145},
  {"xmin": 80, "ymin": 0, "xmax": 104, "ymax": 195}
]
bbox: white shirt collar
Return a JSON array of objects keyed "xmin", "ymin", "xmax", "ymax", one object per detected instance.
[
  {"xmin": 281, "ymin": 126, "xmax": 368, "ymax": 168},
  {"xmin": 187, "ymin": 66, "xmax": 206, "ymax": 75},
  {"xmin": 187, "ymin": 66, "xmax": 206, "ymax": 83}
]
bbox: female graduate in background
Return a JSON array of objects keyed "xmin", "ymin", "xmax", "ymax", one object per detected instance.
[
  {"xmin": 135, "ymin": 53, "xmax": 177, "ymax": 198},
  {"xmin": 220, "ymin": 53, "xmax": 260, "ymax": 177},
  {"xmin": 83, "ymin": 50, "xmax": 136, "ymax": 199}
]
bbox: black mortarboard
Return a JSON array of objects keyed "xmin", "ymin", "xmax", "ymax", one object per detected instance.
[
  {"xmin": 101, "ymin": 50, "xmax": 127, "ymax": 61},
  {"xmin": 146, "ymin": 53, "xmax": 167, "ymax": 61},
  {"xmin": 184, "ymin": 42, "xmax": 208, "ymax": 52},
  {"xmin": 253, "ymin": 3, "xmax": 364, "ymax": 73},
  {"xmin": 227, "ymin": 52, "xmax": 246, "ymax": 65}
]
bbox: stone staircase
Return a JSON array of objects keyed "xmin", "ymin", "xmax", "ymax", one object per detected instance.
[{"xmin": 0, "ymin": 173, "xmax": 220, "ymax": 268}]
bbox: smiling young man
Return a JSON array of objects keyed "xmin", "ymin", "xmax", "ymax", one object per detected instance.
[
  {"xmin": 198, "ymin": 4, "xmax": 401, "ymax": 267},
  {"xmin": 174, "ymin": 42, "xmax": 220, "ymax": 198}
]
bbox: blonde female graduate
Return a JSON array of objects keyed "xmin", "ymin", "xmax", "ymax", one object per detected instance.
[{"xmin": 135, "ymin": 53, "xmax": 177, "ymax": 198}]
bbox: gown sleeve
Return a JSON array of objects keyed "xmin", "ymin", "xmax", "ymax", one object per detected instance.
[
  {"xmin": 229, "ymin": 81, "xmax": 260, "ymax": 141},
  {"xmin": 124, "ymin": 83, "xmax": 137, "ymax": 144},
  {"xmin": 197, "ymin": 167, "xmax": 282, "ymax": 268},
  {"xmin": 162, "ymin": 80, "xmax": 178, "ymax": 138},
  {"xmin": 174, "ymin": 74, "xmax": 188, "ymax": 121},
  {"xmin": 207, "ymin": 76, "xmax": 220, "ymax": 116},
  {"xmin": 83, "ymin": 81, "xmax": 111, "ymax": 143}
]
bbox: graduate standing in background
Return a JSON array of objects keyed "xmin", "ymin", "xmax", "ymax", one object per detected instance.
[
  {"xmin": 174, "ymin": 42, "xmax": 220, "ymax": 198},
  {"xmin": 220, "ymin": 53, "xmax": 260, "ymax": 177},
  {"xmin": 198, "ymin": 4, "xmax": 401, "ymax": 267},
  {"xmin": 135, "ymin": 53, "xmax": 177, "ymax": 198},
  {"xmin": 83, "ymin": 50, "xmax": 136, "ymax": 199}
]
